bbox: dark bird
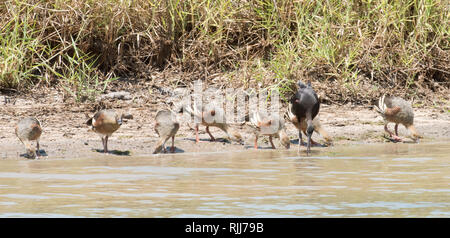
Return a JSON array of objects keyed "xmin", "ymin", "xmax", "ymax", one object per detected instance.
[
  {"xmin": 153, "ymin": 110, "xmax": 180, "ymax": 154},
  {"xmin": 374, "ymin": 94, "xmax": 421, "ymax": 142},
  {"xmin": 290, "ymin": 81, "xmax": 320, "ymax": 154},
  {"xmin": 86, "ymin": 110, "xmax": 133, "ymax": 153},
  {"xmin": 15, "ymin": 117, "xmax": 42, "ymax": 159},
  {"xmin": 287, "ymin": 103, "xmax": 332, "ymax": 146}
]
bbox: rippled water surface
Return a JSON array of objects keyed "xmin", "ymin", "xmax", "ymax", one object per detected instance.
[{"xmin": 0, "ymin": 142, "xmax": 449, "ymax": 217}]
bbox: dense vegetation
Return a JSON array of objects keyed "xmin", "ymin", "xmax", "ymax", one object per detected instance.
[{"xmin": 1, "ymin": 0, "xmax": 448, "ymax": 104}]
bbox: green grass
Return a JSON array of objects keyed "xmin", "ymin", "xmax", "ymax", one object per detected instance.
[
  {"xmin": 0, "ymin": 0, "xmax": 448, "ymax": 103},
  {"xmin": 0, "ymin": 2, "xmax": 43, "ymax": 89}
]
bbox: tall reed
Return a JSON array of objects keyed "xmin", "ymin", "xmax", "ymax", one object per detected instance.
[{"xmin": 0, "ymin": 0, "xmax": 448, "ymax": 103}]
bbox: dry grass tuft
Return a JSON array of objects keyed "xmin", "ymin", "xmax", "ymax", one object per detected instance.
[{"xmin": 0, "ymin": 0, "xmax": 449, "ymax": 105}]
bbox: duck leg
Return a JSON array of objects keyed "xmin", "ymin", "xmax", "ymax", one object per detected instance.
[
  {"xmin": 206, "ymin": 126, "xmax": 215, "ymax": 141},
  {"xmin": 254, "ymin": 136, "xmax": 258, "ymax": 149},
  {"xmin": 394, "ymin": 124, "xmax": 403, "ymax": 141},
  {"xmin": 195, "ymin": 124, "xmax": 200, "ymax": 143},
  {"xmin": 104, "ymin": 136, "xmax": 109, "ymax": 153},
  {"xmin": 101, "ymin": 137, "xmax": 106, "ymax": 153},
  {"xmin": 384, "ymin": 124, "xmax": 402, "ymax": 142},
  {"xmin": 269, "ymin": 136, "xmax": 276, "ymax": 149},
  {"xmin": 36, "ymin": 140, "xmax": 41, "ymax": 156},
  {"xmin": 171, "ymin": 136, "xmax": 176, "ymax": 153}
]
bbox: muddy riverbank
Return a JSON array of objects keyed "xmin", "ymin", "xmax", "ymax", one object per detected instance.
[{"xmin": 0, "ymin": 90, "xmax": 449, "ymax": 160}]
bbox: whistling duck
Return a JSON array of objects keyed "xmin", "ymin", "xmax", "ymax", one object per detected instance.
[
  {"xmin": 153, "ymin": 110, "xmax": 180, "ymax": 154},
  {"xmin": 290, "ymin": 81, "xmax": 320, "ymax": 154},
  {"xmin": 15, "ymin": 117, "xmax": 42, "ymax": 159},
  {"xmin": 184, "ymin": 102, "xmax": 243, "ymax": 144},
  {"xmin": 249, "ymin": 111, "xmax": 290, "ymax": 149},
  {"xmin": 287, "ymin": 103, "xmax": 332, "ymax": 146},
  {"xmin": 374, "ymin": 94, "xmax": 421, "ymax": 142},
  {"xmin": 86, "ymin": 110, "xmax": 133, "ymax": 153}
]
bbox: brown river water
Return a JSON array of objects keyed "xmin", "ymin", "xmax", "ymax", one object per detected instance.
[{"xmin": 0, "ymin": 142, "xmax": 449, "ymax": 217}]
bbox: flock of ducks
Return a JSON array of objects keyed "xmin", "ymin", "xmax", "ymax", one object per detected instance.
[{"xmin": 14, "ymin": 81, "xmax": 421, "ymax": 159}]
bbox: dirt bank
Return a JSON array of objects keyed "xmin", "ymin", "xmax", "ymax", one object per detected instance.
[{"xmin": 1, "ymin": 89, "xmax": 449, "ymax": 160}]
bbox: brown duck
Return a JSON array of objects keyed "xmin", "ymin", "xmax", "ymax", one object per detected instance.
[
  {"xmin": 249, "ymin": 111, "xmax": 290, "ymax": 149},
  {"xmin": 374, "ymin": 94, "xmax": 421, "ymax": 142},
  {"xmin": 86, "ymin": 110, "xmax": 133, "ymax": 153},
  {"xmin": 184, "ymin": 102, "xmax": 243, "ymax": 144},
  {"xmin": 15, "ymin": 117, "xmax": 42, "ymax": 159},
  {"xmin": 287, "ymin": 103, "xmax": 332, "ymax": 146},
  {"xmin": 153, "ymin": 110, "xmax": 180, "ymax": 154}
]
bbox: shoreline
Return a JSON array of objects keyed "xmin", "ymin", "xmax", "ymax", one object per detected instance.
[{"xmin": 1, "ymin": 92, "xmax": 449, "ymax": 160}]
